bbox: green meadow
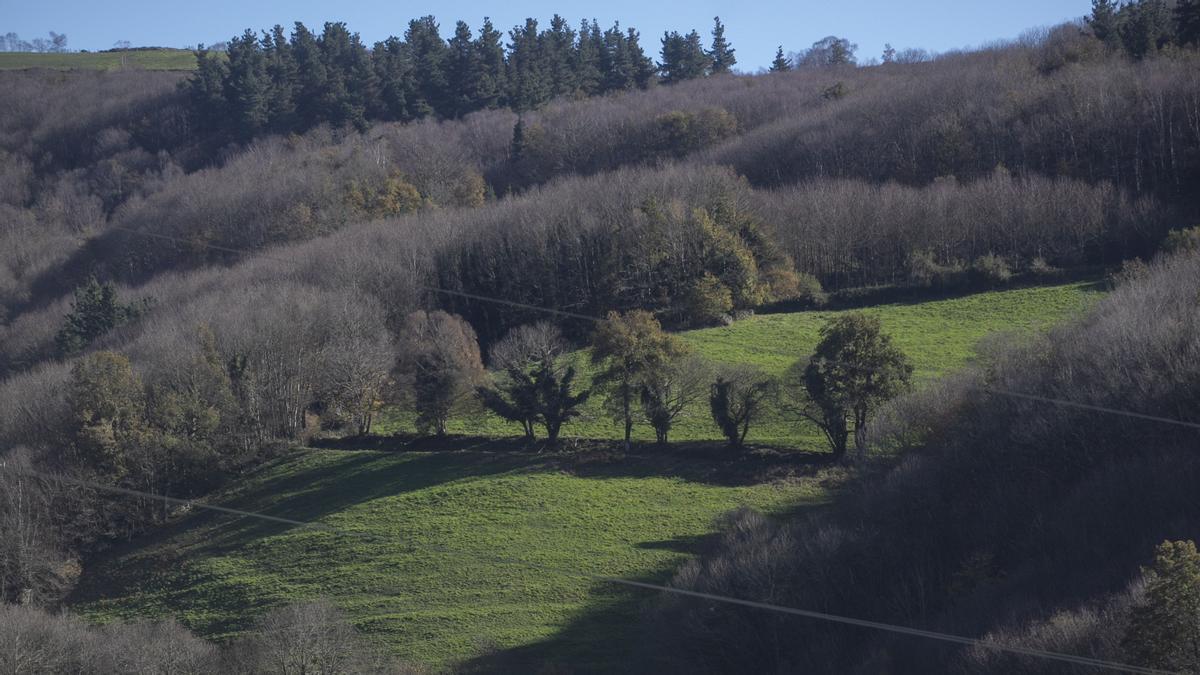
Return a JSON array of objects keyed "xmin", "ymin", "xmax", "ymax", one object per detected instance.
[
  {"xmin": 377, "ymin": 281, "xmax": 1104, "ymax": 449},
  {"xmin": 0, "ymin": 49, "xmax": 196, "ymax": 71}
]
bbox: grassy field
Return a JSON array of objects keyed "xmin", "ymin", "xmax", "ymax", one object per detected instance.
[
  {"xmin": 71, "ymin": 448, "xmax": 832, "ymax": 670},
  {"xmin": 377, "ymin": 281, "xmax": 1105, "ymax": 449},
  {"xmin": 0, "ymin": 49, "xmax": 197, "ymax": 71}
]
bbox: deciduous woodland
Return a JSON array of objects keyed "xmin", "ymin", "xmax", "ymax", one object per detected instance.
[{"xmin": 1, "ymin": 2, "xmax": 1200, "ymax": 672}]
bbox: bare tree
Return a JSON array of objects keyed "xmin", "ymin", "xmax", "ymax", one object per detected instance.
[
  {"xmin": 0, "ymin": 449, "xmax": 67, "ymax": 605},
  {"xmin": 245, "ymin": 601, "xmax": 407, "ymax": 674}
]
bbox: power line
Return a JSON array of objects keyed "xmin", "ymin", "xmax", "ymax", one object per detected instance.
[
  {"xmin": 976, "ymin": 386, "xmax": 1200, "ymax": 432},
  {"xmin": 0, "ymin": 461, "xmax": 1172, "ymax": 675}
]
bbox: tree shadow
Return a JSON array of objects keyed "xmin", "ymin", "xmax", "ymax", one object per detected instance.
[
  {"xmin": 68, "ymin": 439, "xmax": 839, "ymax": 652},
  {"xmin": 454, "ymin": 573, "xmax": 665, "ymax": 674}
]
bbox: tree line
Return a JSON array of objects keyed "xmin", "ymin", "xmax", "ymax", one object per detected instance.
[
  {"xmin": 1088, "ymin": 0, "xmax": 1200, "ymax": 57},
  {"xmin": 398, "ymin": 308, "xmax": 911, "ymax": 459},
  {"xmin": 0, "ymin": 32, "xmax": 68, "ymax": 53},
  {"xmin": 188, "ymin": 15, "xmax": 737, "ymax": 139}
]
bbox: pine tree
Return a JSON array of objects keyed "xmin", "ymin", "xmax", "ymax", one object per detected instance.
[
  {"xmin": 1120, "ymin": 0, "xmax": 1173, "ymax": 58},
  {"xmin": 1088, "ymin": 0, "xmax": 1123, "ymax": 48},
  {"xmin": 626, "ymin": 27, "xmax": 657, "ymax": 88},
  {"xmin": 290, "ymin": 23, "xmax": 329, "ymax": 129},
  {"xmin": 55, "ymin": 277, "xmax": 143, "ymax": 356},
  {"xmin": 445, "ymin": 20, "xmax": 480, "ymax": 117},
  {"xmin": 372, "ymin": 36, "xmax": 416, "ymax": 121},
  {"xmin": 262, "ymin": 25, "xmax": 297, "ymax": 132},
  {"xmin": 510, "ymin": 117, "xmax": 527, "ymax": 161},
  {"xmin": 317, "ymin": 23, "xmax": 375, "ymax": 130},
  {"xmin": 542, "ymin": 15, "xmax": 577, "ymax": 99},
  {"xmin": 507, "ymin": 18, "xmax": 550, "ymax": 111},
  {"xmin": 769, "ymin": 45, "xmax": 790, "ymax": 72},
  {"xmin": 405, "ymin": 16, "xmax": 450, "ymax": 117},
  {"xmin": 573, "ymin": 19, "xmax": 604, "ymax": 95},
  {"xmin": 658, "ymin": 31, "xmax": 684, "ymax": 83},
  {"xmin": 659, "ymin": 30, "xmax": 709, "ymax": 83},
  {"xmin": 474, "ymin": 18, "xmax": 508, "ymax": 108},
  {"xmin": 186, "ymin": 47, "xmax": 230, "ymax": 134},
  {"xmin": 314, "ymin": 23, "xmax": 359, "ymax": 129},
  {"xmin": 1176, "ymin": 0, "xmax": 1200, "ymax": 46},
  {"xmin": 224, "ymin": 29, "xmax": 270, "ymax": 139},
  {"xmin": 603, "ymin": 22, "xmax": 634, "ymax": 91},
  {"xmin": 1122, "ymin": 540, "xmax": 1200, "ymax": 673},
  {"xmin": 708, "ymin": 16, "xmax": 736, "ymax": 75},
  {"xmin": 881, "ymin": 43, "xmax": 896, "ymax": 64}
]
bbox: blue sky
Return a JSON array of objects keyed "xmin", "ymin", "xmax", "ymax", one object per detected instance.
[{"xmin": 7, "ymin": 0, "xmax": 1092, "ymax": 70}]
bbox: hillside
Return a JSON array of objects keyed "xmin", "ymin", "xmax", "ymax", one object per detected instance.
[
  {"xmin": 70, "ymin": 448, "xmax": 832, "ymax": 670},
  {"xmin": 67, "ymin": 281, "xmax": 1100, "ymax": 668},
  {"xmin": 0, "ymin": 49, "xmax": 197, "ymax": 70},
  {"xmin": 637, "ymin": 251, "xmax": 1200, "ymax": 674},
  {"xmin": 1, "ymin": 6, "xmax": 1198, "ymax": 673}
]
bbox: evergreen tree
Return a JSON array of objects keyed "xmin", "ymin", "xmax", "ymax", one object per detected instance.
[
  {"xmin": 881, "ymin": 43, "xmax": 896, "ymax": 64},
  {"xmin": 626, "ymin": 27, "xmax": 657, "ymax": 88},
  {"xmin": 372, "ymin": 36, "xmax": 416, "ymax": 121},
  {"xmin": 769, "ymin": 45, "xmax": 791, "ymax": 72},
  {"xmin": 262, "ymin": 25, "xmax": 298, "ymax": 132},
  {"xmin": 573, "ymin": 19, "xmax": 604, "ymax": 95},
  {"xmin": 1088, "ymin": 0, "xmax": 1124, "ymax": 48},
  {"xmin": 507, "ymin": 18, "xmax": 549, "ymax": 111},
  {"xmin": 187, "ymin": 48, "xmax": 230, "ymax": 134},
  {"xmin": 1122, "ymin": 540, "xmax": 1200, "ymax": 672},
  {"xmin": 224, "ymin": 29, "xmax": 270, "ymax": 139},
  {"xmin": 55, "ymin": 277, "xmax": 144, "ymax": 356},
  {"xmin": 318, "ymin": 23, "xmax": 375, "ymax": 130},
  {"xmin": 290, "ymin": 23, "xmax": 329, "ymax": 129},
  {"xmin": 1120, "ymin": 0, "xmax": 1174, "ymax": 58},
  {"xmin": 542, "ymin": 15, "xmax": 577, "ymax": 99},
  {"xmin": 510, "ymin": 117, "xmax": 527, "ymax": 161},
  {"xmin": 405, "ymin": 16, "xmax": 450, "ymax": 117},
  {"xmin": 658, "ymin": 31, "xmax": 685, "ymax": 83},
  {"xmin": 603, "ymin": 22, "xmax": 635, "ymax": 91},
  {"xmin": 474, "ymin": 17, "xmax": 508, "ymax": 109},
  {"xmin": 1175, "ymin": 0, "xmax": 1200, "ymax": 46},
  {"xmin": 708, "ymin": 16, "xmax": 736, "ymax": 75},
  {"xmin": 445, "ymin": 20, "xmax": 480, "ymax": 117},
  {"xmin": 659, "ymin": 30, "xmax": 708, "ymax": 83}
]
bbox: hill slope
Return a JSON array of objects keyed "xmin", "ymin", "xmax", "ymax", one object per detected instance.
[{"xmin": 70, "ymin": 448, "xmax": 830, "ymax": 670}]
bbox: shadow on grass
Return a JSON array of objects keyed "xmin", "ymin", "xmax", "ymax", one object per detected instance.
[
  {"xmin": 456, "ymin": 585, "xmax": 655, "ymax": 674},
  {"xmin": 763, "ymin": 272, "xmax": 1108, "ymax": 315},
  {"xmin": 66, "ymin": 450, "xmax": 543, "ymax": 616},
  {"xmin": 68, "ymin": 438, "xmax": 838, "ymax": 647},
  {"xmin": 316, "ymin": 433, "xmax": 837, "ymax": 488}
]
